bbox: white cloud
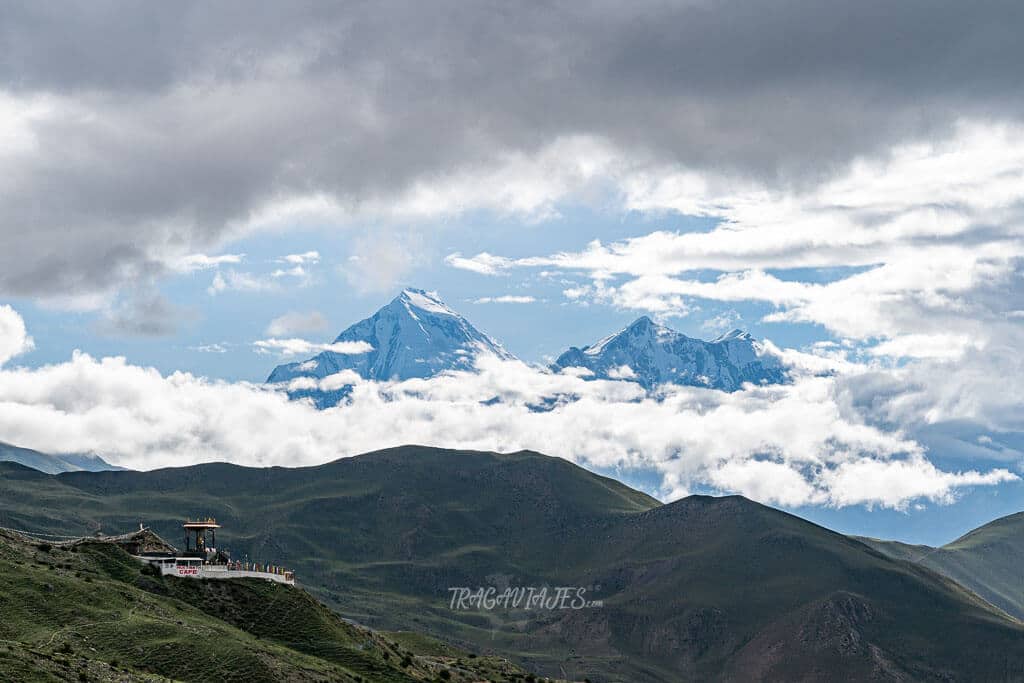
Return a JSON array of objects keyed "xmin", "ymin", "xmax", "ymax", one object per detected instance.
[
  {"xmin": 189, "ymin": 343, "xmax": 229, "ymax": 354},
  {"xmin": 708, "ymin": 460, "xmax": 818, "ymax": 508},
  {"xmin": 0, "ymin": 305, "xmax": 34, "ymax": 366},
  {"xmin": 284, "ymin": 376, "xmax": 319, "ymax": 392},
  {"xmin": 265, "ymin": 311, "xmax": 329, "ymax": 337},
  {"xmin": 344, "ymin": 229, "xmax": 432, "ymax": 293},
  {"xmin": 0, "ymin": 308, "xmax": 1013, "ymax": 510},
  {"xmin": 466, "ymin": 125, "xmax": 1024, "ymax": 341},
  {"xmin": 370, "ymin": 135, "xmax": 620, "ymax": 222},
  {"xmin": 866, "ymin": 334, "xmax": 982, "ymax": 360},
  {"xmin": 607, "ymin": 365, "xmax": 637, "ymax": 380},
  {"xmin": 446, "ymin": 252, "xmax": 514, "ymax": 276},
  {"xmin": 558, "ymin": 366, "xmax": 595, "ymax": 378},
  {"xmin": 270, "ymin": 265, "xmax": 307, "ymax": 279},
  {"xmin": 701, "ymin": 309, "xmax": 743, "ymax": 334},
  {"xmin": 206, "ymin": 263, "xmax": 315, "ymax": 295},
  {"xmin": 281, "ymin": 251, "xmax": 320, "ymax": 265},
  {"xmin": 252, "ymin": 338, "xmax": 373, "ymax": 357},
  {"xmin": 562, "ymin": 286, "xmax": 591, "ymax": 301},
  {"xmin": 207, "ymin": 270, "xmax": 275, "ymax": 295},
  {"xmin": 317, "ymin": 370, "xmax": 364, "ymax": 392},
  {"xmin": 472, "ymin": 295, "xmax": 536, "ymax": 304},
  {"xmin": 171, "ymin": 253, "xmax": 244, "ymax": 273},
  {"xmin": 821, "ymin": 456, "xmax": 1017, "ymax": 508},
  {"xmin": 228, "ymin": 138, "xmax": 623, "ymax": 242}
]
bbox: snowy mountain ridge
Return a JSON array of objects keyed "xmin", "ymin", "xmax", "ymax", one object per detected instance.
[
  {"xmin": 551, "ymin": 316, "xmax": 787, "ymax": 391},
  {"xmin": 267, "ymin": 290, "xmax": 787, "ymax": 408}
]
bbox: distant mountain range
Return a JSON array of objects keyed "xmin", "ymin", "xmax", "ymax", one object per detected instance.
[
  {"xmin": 3, "ymin": 446, "xmax": 1024, "ymax": 682},
  {"xmin": 0, "ymin": 441, "xmax": 120, "ymax": 474},
  {"xmin": 267, "ymin": 288, "xmax": 788, "ymax": 407}
]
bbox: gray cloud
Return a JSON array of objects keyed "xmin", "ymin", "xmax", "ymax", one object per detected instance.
[
  {"xmin": 97, "ymin": 291, "xmax": 190, "ymax": 337},
  {"xmin": 3, "ymin": 1, "xmax": 1024, "ymax": 299},
  {"xmin": 265, "ymin": 310, "xmax": 329, "ymax": 337}
]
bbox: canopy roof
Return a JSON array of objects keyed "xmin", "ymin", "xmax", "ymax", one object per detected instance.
[{"xmin": 183, "ymin": 518, "xmax": 220, "ymax": 529}]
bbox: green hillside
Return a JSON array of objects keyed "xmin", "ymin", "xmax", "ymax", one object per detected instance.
[
  {"xmin": 3, "ymin": 447, "xmax": 1024, "ymax": 681},
  {"xmin": 0, "ymin": 527, "xmax": 539, "ymax": 682},
  {"xmin": 861, "ymin": 511, "xmax": 1024, "ymax": 622}
]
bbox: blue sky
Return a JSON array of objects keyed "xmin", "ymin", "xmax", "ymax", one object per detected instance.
[
  {"xmin": 2, "ymin": 3, "xmax": 1024, "ymax": 545},
  {"xmin": 12, "ymin": 206, "xmax": 839, "ymax": 382},
  {"xmin": 3, "ymin": 190, "xmax": 1021, "ymax": 546}
]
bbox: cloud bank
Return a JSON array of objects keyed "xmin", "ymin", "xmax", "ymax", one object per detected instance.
[
  {"xmin": 444, "ymin": 124, "xmax": 1024, "ymax": 463},
  {"xmin": 0, "ymin": 306, "xmax": 1013, "ymax": 510},
  {"xmin": 4, "ymin": 2, "xmax": 1024, "ymax": 302}
]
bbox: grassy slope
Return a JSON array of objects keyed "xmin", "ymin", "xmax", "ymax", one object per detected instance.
[
  {"xmin": 0, "ymin": 529, "xmax": 351, "ymax": 682},
  {"xmin": 860, "ymin": 511, "xmax": 1024, "ymax": 622},
  {"xmin": 3, "ymin": 447, "xmax": 1024, "ymax": 681},
  {"xmin": 0, "ymin": 641, "xmax": 166, "ymax": 683},
  {"xmin": 0, "ymin": 529, "xmax": 539, "ymax": 683}
]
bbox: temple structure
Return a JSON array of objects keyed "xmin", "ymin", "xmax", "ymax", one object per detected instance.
[{"xmin": 130, "ymin": 519, "xmax": 295, "ymax": 585}]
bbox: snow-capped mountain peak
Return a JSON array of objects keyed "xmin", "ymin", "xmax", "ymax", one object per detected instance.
[
  {"xmin": 583, "ymin": 316, "xmax": 667, "ymax": 356},
  {"xmin": 553, "ymin": 319, "xmax": 787, "ymax": 391},
  {"xmin": 267, "ymin": 288, "xmax": 515, "ymax": 407},
  {"xmin": 396, "ymin": 288, "xmax": 458, "ymax": 318},
  {"xmin": 712, "ymin": 328, "xmax": 755, "ymax": 343}
]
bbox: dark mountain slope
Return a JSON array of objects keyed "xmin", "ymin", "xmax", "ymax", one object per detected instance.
[
  {"xmin": 861, "ymin": 510, "xmax": 1024, "ymax": 622},
  {"xmin": 3, "ymin": 448, "xmax": 1024, "ymax": 682},
  {"xmin": 558, "ymin": 496, "xmax": 1021, "ymax": 680}
]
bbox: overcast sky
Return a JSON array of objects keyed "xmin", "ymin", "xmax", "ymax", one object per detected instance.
[{"xmin": 2, "ymin": 1, "xmax": 1023, "ymax": 543}]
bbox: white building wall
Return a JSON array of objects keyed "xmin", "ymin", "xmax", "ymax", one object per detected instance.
[{"xmin": 137, "ymin": 556, "xmax": 295, "ymax": 585}]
